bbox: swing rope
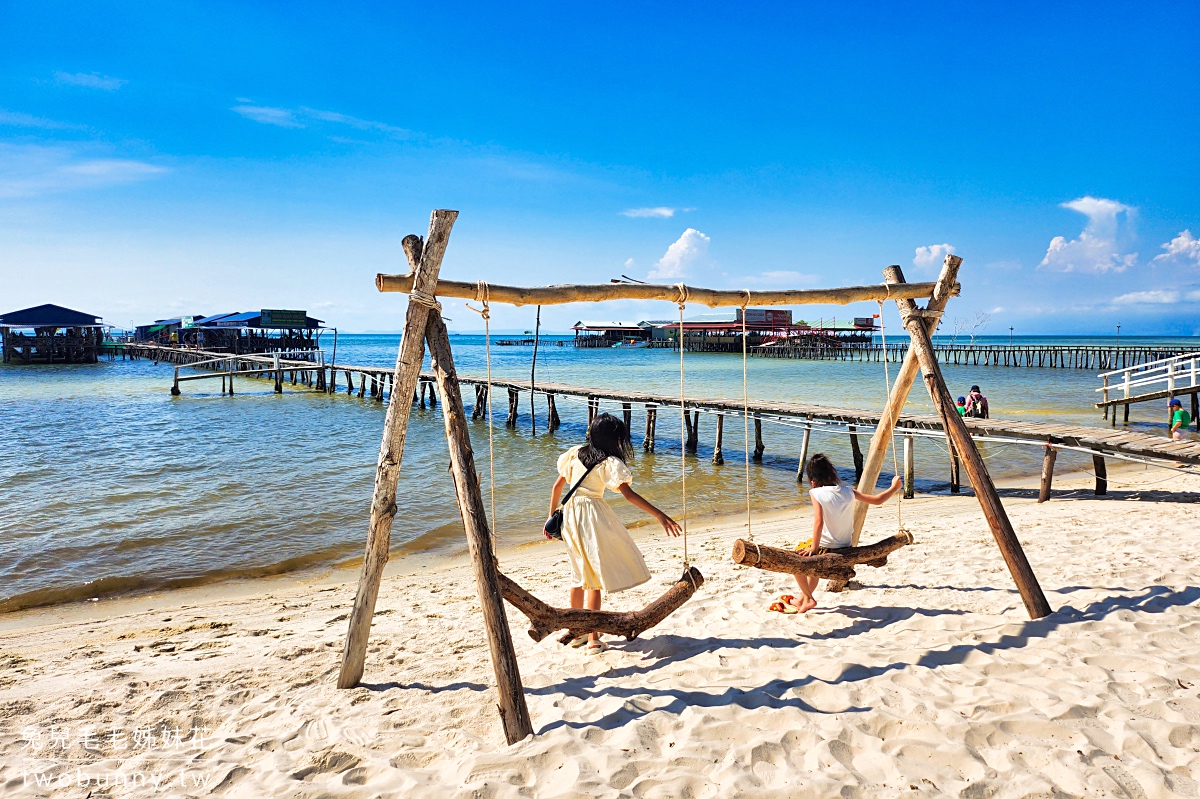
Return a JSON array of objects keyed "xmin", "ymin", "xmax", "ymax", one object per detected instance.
[
  {"xmin": 740, "ymin": 290, "xmax": 753, "ymax": 542},
  {"xmin": 877, "ymin": 300, "xmax": 904, "ymax": 534},
  {"xmin": 466, "ymin": 281, "xmax": 498, "ymax": 554},
  {"xmin": 675, "ymin": 284, "xmax": 690, "ymax": 570}
]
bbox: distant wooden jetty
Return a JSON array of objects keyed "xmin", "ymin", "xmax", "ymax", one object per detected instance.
[
  {"xmin": 126, "ymin": 342, "xmax": 1200, "ymax": 483},
  {"xmin": 751, "ymin": 341, "xmax": 1200, "ymax": 369}
]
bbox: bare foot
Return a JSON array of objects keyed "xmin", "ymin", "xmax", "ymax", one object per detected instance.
[{"xmin": 796, "ymin": 597, "xmax": 817, "ymax": 614}]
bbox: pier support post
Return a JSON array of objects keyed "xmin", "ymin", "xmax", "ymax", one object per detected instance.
[
  {"xmin": 753, "ymin": 413, "xmax": 764, "ymax": 462},
  {"xmin": 171, "ymin": 367, "xmax": 180, "ymax": 395},
  {"xmin": 903, "ymin": 431, "xmax": 915, "ymax": 499},
  {"xmin": 1193, "ymin": 393, "xmax": 1199, "ymax": 431},
  {"xmin": 587, "ymin": 395, "xmax": 598, "ymax": 426},
  {"xmin": 339, "ymin": 210, "xmax": 458, "ymax": 691},
  {"xmin": 425, "ymin": 310, "xmax": 533, "ymax": 745},
  {"xmin": 1123, "ymin": 403, "xmax": 1129, "ymax": 425},
  {"xmin": 1092, "ymin": 454, "xmax": 1107, "ymax": 496},
  {"xmin": 713, "ymin": 414, "xmax": 725, "ymax": 465},
  {"xmin": 797, "ymin": 415, "xmax": 813, "ymax": 483},
  {"xmin": 643, "ymin": 404, "xmax": 657, "ymax": 452},
  {"xmin": 507, "ymin": 387, "xmax": 520, "ymax": 428},
  {"xmin": 849, "ymin": 424, "xmax": 864, "ymax": 486},
  {"xmin": 684, "ymin": 410, "xmax": 699, "ymax": 454},
  {"xmin": 473, "ymin": 385, "xmax": 487, "ymax": 420},
  {"xmin": 274, "ymin": 353, "xmax": 283, "ymax": 394},
  {"xmin": 851, "ymin": 257, "xmax": 960, "ymax": 545},
  {"xmin": 622, "ymin": 402, "xmax": 632, "ymax": 435},
  {"xmin": 896, "ymin": 273, "xmax": 1052, "ymax": 620},
  {"xmin": 547, "ymin": 393, "xmax": 561, "ymax": 431},
  {"xmin": 1038, "ymin": 444, "xmax": 1056, "ymax": 503},
  {"xmin": 949, "ymin": 440, "xmax": 961, "ymax": 494}
]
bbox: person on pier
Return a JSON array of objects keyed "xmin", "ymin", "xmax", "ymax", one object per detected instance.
[
  {"xmin": 965, "ymin": 385, "xmax": 989, "ymax": 418},
  {"xmin": 548, "ymin": 413, "xmax": 682, "ymax": 654},
  {"xmin": 774, "ymin": 454, "xmax": 902, "ymax": 614},
  {"xmin": 1169, "ymin": 398, "xmax": 1191, "ymax": 440}
]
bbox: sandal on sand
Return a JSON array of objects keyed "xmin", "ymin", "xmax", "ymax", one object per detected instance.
[
  {"xmin": 586, "ymin": 641, "xmax": 608, "ymax": 655},
  {"xmin": 566, "ymin": 635, "xmax": 589, "ymax": 648},
  {"xmin": 778, "ymin": 594, "xmax": 797, "ymax": 606},
  {"xmin": 768, "ymin": 601, "xmax": 799, "ymax": 615}
]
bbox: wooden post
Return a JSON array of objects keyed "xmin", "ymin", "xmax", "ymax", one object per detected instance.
[
  {"xmin": 896, "ymin": 289, "xmax": 1052, "ymax": 619},
  {"xmin": 1038, "ymin": 444, "xmax": 1056, "ymax": 503},
  {"xmin": 797, "ymin": 415, "xmax": 812, "ymax": 483},
  {"xmin": 1192, "ymin": 393, "xmax": 1199, "ymax": 431},
  {"xmin": 903, "ymin": 431, "xmax": 914, "ymax": 499},
  {"xmin": 849, "ymin": 424, "xmax": 864, "ymax": 486},
  {"xmin": 643, "ymin": 404, "xmax": 657, "ymax": 452},
  {"xmin": 713, "ymin": 414, "xmax": 725, "ymax": 465},
  {"xmin": 506, "ymin": 387, "xmax": 520, "ymax": 428},
  {"xmin": 338, "ymin": 210, "xmax": 458, "ymax": 690},
  {"xmin": 949, "ymin": 439, "xmax": 961, "ymax": 494},
  {"xmin": 473, "ymin": 385, "xmax": 487, "ymax": 420},
  {"xmin": 587, "ymin": 395, "xmax": 597, "ymax": 426},
  {"xmin": 753, "ymin": 413, "xmax": 764, "ymax": 461},
  {"xmin": 1092, "ymin": 454, "xmax": 1107, "ymax": 496},
  {"xmin": 419, "ymin": 381, "xmax": 427, "ymax": 408},
  {"xmin": 547, "ymin": 393, "xmax": 560, "ymax": 431},
  {"xmin": 274, "ymin": 353, "xmax": 283, "ymax": 394},
  {"xmin": 685, "ymin": 410, "xmax": 699, "ymax": 454},
  {"xmin": 1123, "ymin": 403, "xmax": 1129, "ymax": 425},
  {"xmin": 171, "ymin": 366, "xmax": 180, "ymax": 395},
  {"xmin": 425, "ymin": 311, "xmax": 533, "ymax": 744},
  {"xmin": 622, "ymin": 402, "xmax": 632, "ymax": 435},
  {"xmin": 851, "ymin": 258, "xmax": 960, "ymax": 545}
]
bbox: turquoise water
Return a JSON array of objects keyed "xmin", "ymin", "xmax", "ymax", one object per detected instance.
[{"xmin": 1, "ymin": 334, "xmax": 1193, "ymax": 611}]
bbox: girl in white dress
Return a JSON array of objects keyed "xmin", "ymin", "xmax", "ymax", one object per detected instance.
[{"xmin": 549, "ymin": 413, "xmax": 681, "ymax": 653}]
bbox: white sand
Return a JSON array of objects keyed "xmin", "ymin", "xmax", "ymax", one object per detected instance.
[{"xmin": 3, "ymin": 465, "xmax": 1200, "ymax": 798}]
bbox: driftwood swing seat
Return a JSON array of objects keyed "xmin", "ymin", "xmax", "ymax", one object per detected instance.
[
  {"xmin": 731, "ymin": 530, "xmax": 913, "ymax": 586},
  {"xmin": 498, "ymin": 567, "xmax": 703, "ymax": 643}
]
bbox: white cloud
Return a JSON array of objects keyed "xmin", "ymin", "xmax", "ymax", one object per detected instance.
[
  {"xmin": 0, "ymin": 109, "xmax": 85, "ymax": 130},
  {"xmin": 621, "ymin": 207, "xmax": 676, "ymax": 218},
  {"xmin": 743, "ymin": 270, "xmax": 819, "ymax": 286},
  {"xmin": 0, "ymin": 143, "xmax": 166, "ymax": 198},
  {"xmin": 1110, "ymin": 289, "xmax": 1200, "ymax": 305},
  {"xmin": 232, "ymin": 104, "xmax": 303, "ymax": 128},
  {"xmin": 623, "ymin": 258, "xmax": 635, "ymax": 269},
  {"xmin": 1152, "ymin": 230, "xmax": 1200, "ymax": 266},
  {"xmin": 54, "ymin": 71, "xmax": 126, "ymax": 91},
  {"xmin": 913, "ymin": 243, "xmax": 955, "ymax": 272},
  {"xmin": 231, "ymin": 103, "xmax": 413, "ymax": 138},
  {"xmin": 1040, "ymin": 196, "xmax": 1137, "ymax": 273},
  {"xmin": 647, "ymin": 228, "xmax": 710, "ymax": 280}
]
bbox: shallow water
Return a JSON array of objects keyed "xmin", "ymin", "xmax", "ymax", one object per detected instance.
[{"xmin": 0, "ymin": 334, "xmax": 1192, "ymax": 611}]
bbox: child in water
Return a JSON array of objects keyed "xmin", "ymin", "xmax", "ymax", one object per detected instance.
[
  {"xmin": 549, "ymin": 413, "xmax": 682, "ymax": 653},
  {"xmin": 776, "ymin": 453, "xmax": 902, "ymax": 614}
]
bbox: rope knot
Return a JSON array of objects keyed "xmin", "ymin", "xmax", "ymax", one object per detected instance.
[
  {"xmin": 409, "ymin": 288, "xmax": 442, "ymax": 312},
  {"xmin": 674, "ymin": 283, "xmax": 690, "ymax": 308}
]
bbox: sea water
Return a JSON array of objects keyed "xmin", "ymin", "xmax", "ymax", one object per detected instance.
[{"xmin": 0, "ymin": 334, "xmax": 1191, "ymax": 611}]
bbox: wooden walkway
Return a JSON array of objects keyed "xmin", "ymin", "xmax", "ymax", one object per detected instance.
[
  {"xmin": 753, "ymin": 342, "xmax": 1200, "ymax": 370},
  {"xmin": 127, "ymin": 343, "xmax": 1200, "ymax": 469}
]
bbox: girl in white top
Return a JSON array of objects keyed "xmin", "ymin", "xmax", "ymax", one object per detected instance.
[
  {"xmin": 785, "ymin": 453, "xmax": 901, "ymax": 614},
  {"xmin": 550, "ymin": 413, "xmax": 681, "ymax": 653}
]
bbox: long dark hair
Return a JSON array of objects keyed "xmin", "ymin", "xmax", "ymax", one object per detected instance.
[
  {"xmin": 579, "ymin": 413, "xmax": 633, "ymax": 467},
  {"xmin": 805, "ymin": 453, "xmax": 840, "ymax": 487}
]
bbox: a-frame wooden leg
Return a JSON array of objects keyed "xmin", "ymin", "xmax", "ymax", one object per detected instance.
[
  {"xmin": 338, "ymin": 210, "xmax": 458, "ymax": 689},
  {"xmin": 851, "ymin": 255, "xmax": 961, "ymax": 545},
  {"xmin": 425, "ymin": 310, "xmax": 534, "ymax": 745},
  {"xmin": 895, "ymin": 287, "xmax": 1053, "ymax": 620}
]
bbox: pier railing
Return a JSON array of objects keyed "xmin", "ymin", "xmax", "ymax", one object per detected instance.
[
  {"xmin": 749, "ymin": 341, "xmax": 1200, "ymax": 369},
  {"xmin": 1095, "ymin": 352, "xmax": 1200, "ymax": 425}
]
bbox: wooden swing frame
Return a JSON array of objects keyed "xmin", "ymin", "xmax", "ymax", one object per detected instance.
[{"xmin": 336, "ymin": 209, "xmax": 1052, "ymax": 745}]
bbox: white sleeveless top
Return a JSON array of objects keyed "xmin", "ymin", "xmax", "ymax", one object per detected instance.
[{"xmin": 809, "ymin": 485, "xmax": 855, "ymax": 548}]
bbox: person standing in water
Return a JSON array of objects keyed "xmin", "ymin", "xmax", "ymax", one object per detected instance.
[
  {"xmin": 548, "ymin": 413, "xmax": 681, "ymax": 654},
  {"xmin": 965, "ymin": 385, "xmax": 989, "ymax": 418},
  {"xmin": 1169, "ymin": 398, "xmax": 1192, "ymax": 440}
]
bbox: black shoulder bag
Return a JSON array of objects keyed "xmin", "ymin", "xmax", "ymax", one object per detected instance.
[{"xmin": 543, "ymin": 461, "xmax": 598, "ymax": 540}]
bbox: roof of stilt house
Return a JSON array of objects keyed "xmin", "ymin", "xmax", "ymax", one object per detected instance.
[{"xmin": 0, "ymin": 303, "xmax": 105, "ymax": 328}]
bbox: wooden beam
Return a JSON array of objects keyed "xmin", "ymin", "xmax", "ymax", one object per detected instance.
[
  {"xmin": 376, "ymin": 274, "xmax": 959, "ymax": 308},
  {"xmin": 426, "ymin": 311, "xmax": 534, "ymax": 745},
  {"xmin": 895, "ymin": 289, "xmax": 1053, "ymax": 620},
  {"xmin": 498, "ymin": 568, "xmax": 703, "ymax": 643},
  {"xmin": 851, "ymin": 257, "xmax": 961, "ymax": 544},
  {"xmin": 338, "ymin": 211, "xmax": 457, "ymax": 690}
]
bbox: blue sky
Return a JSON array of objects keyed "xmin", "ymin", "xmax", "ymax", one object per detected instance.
[{"xmin": 1, "ymin": 2, "xmax": 1198, "ymax": 334}]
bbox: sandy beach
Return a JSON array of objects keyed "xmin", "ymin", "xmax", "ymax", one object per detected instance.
[{"xmin": 2, "ymin": 464, "xmax": 1199, "ymax": 798}]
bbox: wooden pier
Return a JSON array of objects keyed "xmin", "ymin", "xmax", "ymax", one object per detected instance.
[
  {"xmin": 748, "ymin": 341, "xmax": 1200, "ymax": 370},
  {"xmin": 128, "ymin": 343, "xmax": 1200, "ymax": 477}
]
